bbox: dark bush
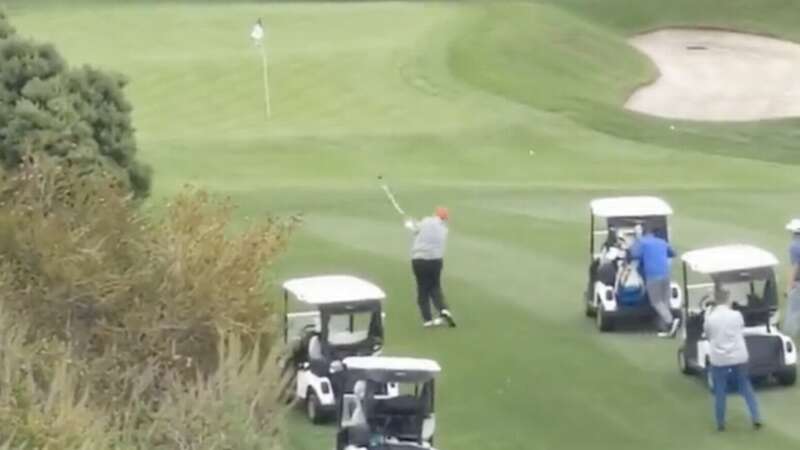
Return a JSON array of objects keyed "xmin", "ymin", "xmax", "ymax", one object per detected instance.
[
  {"xmin": 0, "ymin": 11, "xmax": 15, "ymax": 38},
  {"xmin": 0, "ymin": 13, "xmax": 151, "ymax": 197}
]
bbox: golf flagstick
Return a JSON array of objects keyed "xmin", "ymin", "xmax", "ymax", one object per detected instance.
[{"xmin": 251, "ymin": 19, "xmax": 271, "ymax": 119}]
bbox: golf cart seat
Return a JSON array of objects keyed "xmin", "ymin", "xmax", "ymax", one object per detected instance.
[
  {"xmin": 739, "ymin": 287, "xmax": 777, "ymax": 326},
  {"xmin": 374, "ymin": 395, "xmax": 424, "ymax": 415},
  {"xmin": 741, "ymin": 308, "xmax": 772, "ymax": 328},
  {"xmin": 371, "ymin": 396, "xmax": 426, "ymax": 440},
  {"xmin": 374, "ymin": 444, "xmax": 430, "ymax": 450},
  {"xmin": 685, "ymin": 311, "xmax": 705, "ymax": 339},
  {"xmin": 307, "ymin": 335, "xmax": 330, "ymax": 377},
  {"xmin": 596, "ymin": 260, "xmax": 617, "ymax": 286}
]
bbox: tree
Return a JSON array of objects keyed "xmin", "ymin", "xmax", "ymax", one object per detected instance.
[
  {"xmin": 0, "ymin": 13, "xmax": 151, "ymax": 197},
  {"xmin": 0, "ymin": 11, "xmax": 14, "ymax": 39}
]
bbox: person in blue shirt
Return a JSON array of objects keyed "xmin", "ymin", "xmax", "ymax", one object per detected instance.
[
  {"xmin": 782, "ymin": 220, "xmax": 800, "ymax": 336},
  {"xmin": 629, "ymin": 224, "xmax": 679, "ymax": 338}
]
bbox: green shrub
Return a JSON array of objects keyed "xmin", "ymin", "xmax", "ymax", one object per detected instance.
[
  {"xmin": 0, "ymin": 312, "xmax": 288, "ymax": 450},
  {"xmin": 0, "ymin": 11, "xmax": 14, "ymax": 39},
  {"xmin": 141, "ymin": 333, "xmax": 285, "ymax": 450},
  {"xmin": 0, "ymin": 155, "xmax": 295, "ymax": 447},
  {"xmin": 0, "ymin": 13, "xmax": 151, "ymax": 197}
]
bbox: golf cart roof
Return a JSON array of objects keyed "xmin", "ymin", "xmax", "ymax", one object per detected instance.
[
  {"xmin": 343, "ymin": 356, "xmax": 441, "ymax": 382},
  {"xmin": 282, "ymin": 275, "xmax": 386, "ymax": 305},
  {"xmin": 590, "ymin": 196, "xmax": 673, "ymax": 218},
  {"xmin": 682, "ymin": 245, "xmax": 779, "ymax": 274}
]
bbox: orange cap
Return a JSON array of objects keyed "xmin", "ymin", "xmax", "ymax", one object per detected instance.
[{"xmin": 435, "ymin": 207, "xmax": 449, "ymax": 221}]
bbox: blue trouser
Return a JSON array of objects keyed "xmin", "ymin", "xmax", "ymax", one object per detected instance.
[{"xmin": 710, "ymin": 364, "xmax": 761, "ymax": 428}]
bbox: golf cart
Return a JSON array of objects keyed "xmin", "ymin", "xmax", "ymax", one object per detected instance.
[
  {"xmin": 585, "ymin": 196, "xmax": 682, "ymax": 331},
  {"xmin": 283, "ymin": 275, "xmax": 398, "ymax": 424},
  {"xmin": 677, "ymin": 245, "xmax": 797, "ymax": 387},
  {"xmin": 335, "ymin": 356, "xmax": 442, "ymax": 450}
]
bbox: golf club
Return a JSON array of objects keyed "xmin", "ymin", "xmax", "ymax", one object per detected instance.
[{"xmin": 377, "ymin": 175, "xmax": 406, "ymax": 217}]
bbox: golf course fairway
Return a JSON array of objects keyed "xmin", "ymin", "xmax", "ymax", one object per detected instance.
[{"xmin": 5, "ymin": 1, "xmax": 800, "ymax": 449}]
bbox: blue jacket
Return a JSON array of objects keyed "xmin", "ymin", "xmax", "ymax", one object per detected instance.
[{"xmin": 629, "ymin": 234, "xmax": 675, "ymax": 281}]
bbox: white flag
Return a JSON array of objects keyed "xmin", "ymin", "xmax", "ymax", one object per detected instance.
[{"xmin": 250, "ymin": 19, "xmax": 264, "ymax": 43}]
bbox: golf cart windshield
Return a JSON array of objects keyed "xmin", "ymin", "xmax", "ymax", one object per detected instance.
[
  {"xmin": 686, "ymin": 268, "xmax": 778, "ymax": 318},
  {"xmin": 607, "ymin": 216, "xmax": 668, "ymax": 240},
  {"xmin": 341, "ymin": 378, "xmax": 435, "ymax": 444},
  {"xmin": 336, "ymin": 357, "xmax": 441, "ymax": 450},
  {"xmin": 282, "ymin": 275, "xmax": 387, "ymax": 346},
  {"xmin": 713, "ymin": 269, "xmax": 778, "ymax": 310},
  {"xmin": 591, "ymin": 215, "xmax": 669, "ymax": 258},
  {"xmin": 328, "ymin": 310, "xmax": 381, "ymax": 346},
  {"xmin": 322, "ymin": 303, "xmax": 383, "ymax": 355},
  {"xmin": 369, "ymin": 379, "xmax": 434, "ymax": 417}
]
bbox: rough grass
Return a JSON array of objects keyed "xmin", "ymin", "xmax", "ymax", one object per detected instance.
[{"xmin": 0, "ymin": 155, "xmax": 292, "ymax": 449}]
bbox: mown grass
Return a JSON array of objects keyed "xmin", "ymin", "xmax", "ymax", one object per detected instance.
[
  {"xmin": 5, "ymin": 1, "xmax": 800, "ymax": 449},
  {"xmin": 456, "ymin": 2, "xmax": 800, "ymax": 165}
]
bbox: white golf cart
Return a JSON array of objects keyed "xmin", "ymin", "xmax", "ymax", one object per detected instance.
[
  {"xmin": 282, "ymin": 275, "xmax": 398, "ymax": 424},
  {"xmin": 677, "ymin": 245, "xmax": 797, "ymax": 387},
  {"xmin": 335, "ymin": 356, "xmax": 442, "ymax": 450},
  {"xmin": 585, "ymin": 196, "xmax": 682, "ymax": 331}
]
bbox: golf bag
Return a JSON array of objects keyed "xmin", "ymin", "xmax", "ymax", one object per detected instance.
[{"xmin": 616, "ymin": 261, "xmax": 645, "ymax": 305}]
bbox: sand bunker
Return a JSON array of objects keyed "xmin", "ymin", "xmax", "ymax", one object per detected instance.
[{"xmin": 625, "ymin": 29, "xmax": 800, "ymax": 121}]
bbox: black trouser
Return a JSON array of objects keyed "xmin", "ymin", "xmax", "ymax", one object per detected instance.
[{"xmin": 412, "ymin": 258, "xmax": 448, "ymax": 322}]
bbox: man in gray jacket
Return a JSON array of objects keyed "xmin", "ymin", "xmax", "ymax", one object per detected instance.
[
  {"xmin": 704, "ymin": 285, "xmax": 762, "ymax": 431},
  {"xmin": 405, "ymin": 207, "xmax": 456, "ymax": 328}
]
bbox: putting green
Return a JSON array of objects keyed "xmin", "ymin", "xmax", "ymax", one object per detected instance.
[{"xmin": 6, "ymin": 1, "xmax": 800, "ymax": 449}]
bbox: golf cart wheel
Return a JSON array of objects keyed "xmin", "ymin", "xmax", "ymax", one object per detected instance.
[
  {"xmin": 584, "ymin": 292, "xmax": 596, "ymax": 318},
  {"xmin": 776, "ymin": 367, "xmax": 797, "ymax": 386},
  {"xmin": 750, "ymin": 375, "xmax": 768, "ymax": 387},
  {"xmin": 677, "ymin": 347, "xmax": 694, "ymax": 375},
  {"xmin": 306, "ymin": 390, "xmax": 325, "ymax": 424},
  {"xmin": 596, "ymin": 304, "xmax": 614, "ymax": 332}
]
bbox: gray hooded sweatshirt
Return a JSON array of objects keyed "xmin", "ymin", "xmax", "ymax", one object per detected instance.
[
  {"xmin": 704, "ymin": 304, "xmax": 749, "ymax": 367},
  {"xmin": 409, "ymin": 216, "xmax": 448, "ymax": 260}
]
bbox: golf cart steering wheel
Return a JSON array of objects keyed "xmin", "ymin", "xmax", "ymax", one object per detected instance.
[{"xmin": 699, "ymin": 293, "xmax": 714, "ymax": 310}]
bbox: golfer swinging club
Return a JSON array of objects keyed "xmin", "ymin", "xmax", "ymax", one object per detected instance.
[{"xmin": 405, "ymin": 207, "xmax": 456, "ymax": 328}]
